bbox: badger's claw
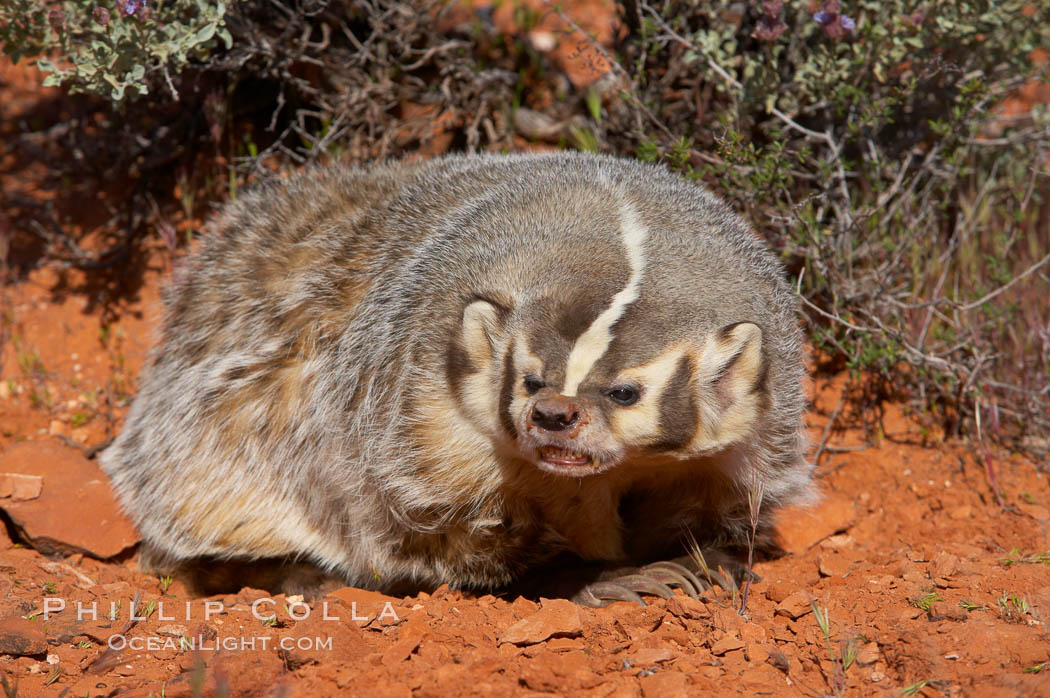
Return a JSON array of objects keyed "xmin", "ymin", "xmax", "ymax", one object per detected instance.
[
  {"xmin": 573, "ymin": 580, "xmax": 648, "ymax": 607},
  {"xmin": 639, "ymin": 560, "xmax": 704, "ymax": 599},
  {"xmin": 572, "ymin": 559, "xmax": 710, "ymax": 608}
]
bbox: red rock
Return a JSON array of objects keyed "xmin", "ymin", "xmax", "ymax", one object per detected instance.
[
  {"xmin": 927, "ymin": 551, "xmax": 959, "ymax": 579},
  {"xmin": 326, "ymin": 587, "xmax": 402, "ymax": 627},
  {"xmin": 0, "ymin": 473, "xmax": 42, "ymax": 500},
  {"xmin": 855, "ymin": 641, "xmax": 879, "ymax": 666},
  {"xmin": 166, "ymin": 649, "xmax": 288, "ymax": 697},
  {"xmin": 639, "ymin": 670, "xmax": 689, "ymax": 697},
  {"xmin": 380, "ymin": 633, "xmax": 421, "ymax": 666},
  {"xmin": 1017, "ymin": 502, "xmax": 1050, "ymax": 522},
  {"xmin": 775, "ymin": 491, "xmax": 858, "ymax": 554},
  {"xmin": 739, "ymin": 622, "xmax": 767, "ymax": 643},
  {"xmin": 0, "ymin": 441, "xmax": 140, "ymax": 558},
  {"xmin": 763, "ymin": 581, "xmax": 794, "ymax": 604},
  {"xmin": 500, "ymin": 598, "xmax": 581, "ymax": 646},
  {"xmin": 0, "ymin": 616, "xmax": 48, "ymax": 656},
  {"xmin": 665, "ymin": 595, "xmax": 710, "ymax": 620},
  {"xmin": 326, "ymin": 586, "xmax": 400, "ymax": 607},
  {"xmin": 282, "ymin": 612, "xmax": 369, "ymax": 669},
  {"xmin": 818, "ymin": 552, "xmax": 853, "ymax": 577},
  {"xmin": 774, "ymin": 591, "xmax": 813, "ymax": 620},
  {"xmin": 745, "ymin": 642, "xmax": 771, "ymax": 664},
  {"xmin": 629, "ymin": 648, "xmax": 675, "ymax": 665},
  {"xmin": 710, "ymin": 633, "xmax": 744, "ymax": 655}
]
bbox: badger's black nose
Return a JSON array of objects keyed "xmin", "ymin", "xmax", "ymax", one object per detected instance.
[{"xmin": 529, "ymin": 396, "xmax": 580, "ymax": 432}]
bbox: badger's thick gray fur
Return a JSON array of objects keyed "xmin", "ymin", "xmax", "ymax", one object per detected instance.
[{"xmin": 101, "ymin": 152, "xmax": 812, "ymax": 596}]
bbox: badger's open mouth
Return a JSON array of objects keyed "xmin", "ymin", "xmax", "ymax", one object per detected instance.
[{"xmin": 539, "ymin": 446, "xmax": 596, "ymax": 468}]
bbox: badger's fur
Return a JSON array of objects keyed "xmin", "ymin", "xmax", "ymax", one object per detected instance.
[{"xmin": 101, "ymin": 152, "xmax": 812, "ymax": 595}]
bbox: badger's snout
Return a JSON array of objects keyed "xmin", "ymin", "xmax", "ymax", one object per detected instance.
[{"xmin": 529, "ymin": 395, "xmax": 582, "ymax": 433}]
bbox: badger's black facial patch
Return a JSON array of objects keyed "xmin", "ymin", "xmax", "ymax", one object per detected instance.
[
  {"xmin": 445, "ymin": 337, "xmax": 475, "ymax": 399},
  {"xmin": 498, "ymin": 340, "xmax": 518, "ymax": 439},
  {"xmin": 521, "ymin": 281, "xmax": 628, "ymax": 389},
  {"xmin": 650, "ymin": 355, "xmax": 698, "ymax": 451}
]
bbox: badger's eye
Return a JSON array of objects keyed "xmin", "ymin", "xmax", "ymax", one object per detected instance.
[
  {"xmin": 606, "ymin": 385, "xmax": 640, "ymax": 406},
  {"xmin": 523, "ymin": 375, "xmax": 545, "ymax": 395}
]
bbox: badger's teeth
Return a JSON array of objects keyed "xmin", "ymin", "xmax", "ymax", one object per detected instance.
[{"xmin": 538, "ymin": 446, "xmax": 592, "ymax": 466}]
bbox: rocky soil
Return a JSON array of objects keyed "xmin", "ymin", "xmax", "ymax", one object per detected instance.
[{"xmin": 2, "ymin": 17, "xmax": 1049, "ymax": 697}]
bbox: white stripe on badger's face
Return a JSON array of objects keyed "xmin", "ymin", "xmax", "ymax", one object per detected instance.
[{"xmin": 561, "ymin": 201, "xmax": 648, "ymax": 397}]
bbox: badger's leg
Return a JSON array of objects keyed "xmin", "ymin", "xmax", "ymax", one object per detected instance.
[{"xmin": 571, "ymin": 552, "xmax": 755, "ymax": 608}]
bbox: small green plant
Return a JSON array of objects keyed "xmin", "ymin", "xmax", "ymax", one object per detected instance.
[
  {"xmin": 841, "ymin": 635, "xmax": 859, "ymax": 671},
  {"xmin": 76, "ymin": 640, "xmax": 93, "ymax": 649},
  {"xmin": 260, "ymin": 614, "xmax": 278, "ymax": 627},
  {"xmin": 911, "ymin": 591, "xmax": 944, "ymax": 612},
  {"xmin": 900, "ymin": 679, "xmax": 935, "ymax": 696},
  {"xmin": 43, "ymin": 665, "xmax": 61, "ymax": 687},
  {"xmin": 15, "ymin": 342, "xmax": 44, "ymax": 377},
  {"xmin": 159, "ymin": 575, "xmax": 174, "ymax": 593},
  {"xmin": 810, "ymin": 598, "xmax": 853, "ymax": 695},
  {"xmin": 42, "ymin": 581, "xmax": 57, "ymax": 594},
  {"xmin": 959, "ymin": 600, "xmax": 987, "ymax": 612},
  {"xmin": 998, "ymin": 593, "xmax": 1031, "ymax": 622},
  {"xmin": 1024, "ymin": 662, "xmax": 1048, "ymax": 674}
]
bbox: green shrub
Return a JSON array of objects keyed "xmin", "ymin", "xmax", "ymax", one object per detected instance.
[{"xmin": 1, "ymin": 0, "xmax": 230, "ymax": 101}]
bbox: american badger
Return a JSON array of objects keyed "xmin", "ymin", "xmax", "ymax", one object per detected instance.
[{"xmin": 101, "ymin": 152, "xmax": 812, "ymax": 604}]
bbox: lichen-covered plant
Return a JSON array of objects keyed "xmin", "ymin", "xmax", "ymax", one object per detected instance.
[{"xmin": 1, "ymin": 0, "xmax": 230, "ymax": 101}]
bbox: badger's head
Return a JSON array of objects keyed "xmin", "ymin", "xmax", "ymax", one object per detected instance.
[{"xmin": 446, "ymin": 206, "xmax": 771, "ymax": 479}]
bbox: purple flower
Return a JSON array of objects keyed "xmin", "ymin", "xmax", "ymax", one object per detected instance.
[
  {"xmin": 762, "ymin": 0, "xmax": 783, "ymax": 15},
  {"xmin": 813, "ymin": 0, "xmax": 855, "ymax": 38},
  {"xmin": 48, "ymin": 8, "xmax": 64, "ymax": 31},
  {"xmin": 119, "ymin": 0, "xmax": 148, "ymax": 16},
  {"xmin": 92, "ymin": 5, "xmax": 110, "ymax": 25},
  {"xmin": 753, "ymin": 14, "xmax": 788, "ymax": 41},
  {"xmin": 753, "ymin": 0, "xmax": 787, "ymax": 42}
]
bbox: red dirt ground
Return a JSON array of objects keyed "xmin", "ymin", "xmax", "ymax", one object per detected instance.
[{"xmin": 1, "ymin": 18, "xmax": 1049, "ymax": 698}]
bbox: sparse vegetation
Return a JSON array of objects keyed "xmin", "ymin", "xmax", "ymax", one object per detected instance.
[
  {"xmin": 998, "ymin": 548, "xmax": 1050, "ymax": 567},
  {"xmin": 810, "ymin": 598, "xmax": 855, "ymax": 696},
  {"xmin": 1, "ymin": 0, "xmax": 1045, "ymax": 458},
  {"xmin": 997, "ymin": 592, "xmax": 1032, "ymax": 622}
]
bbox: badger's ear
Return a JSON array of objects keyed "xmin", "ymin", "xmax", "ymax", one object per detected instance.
[
  {"xmin": 448, "ymin": 298, "xmax": 511, "ymax": 383},
  {"xmin": 688, "ymin": 322, "xmax": 767, "ymax": 453}
]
